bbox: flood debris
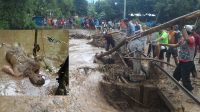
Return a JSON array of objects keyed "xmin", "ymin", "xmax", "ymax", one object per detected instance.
[
  {"xmin": 98, "ymin": 64, "xmax": 133, "ymax": 83},
  {"xmin": 88, "ymin": 34, "xmax": 105, "ymax": 48},
  {"xmin": 87, "ymin": 16, "xmax": 200, "ymax": 110},
  {"xmin": 70, "ymin": 33, "xmax": 91, "ymax": 40}
]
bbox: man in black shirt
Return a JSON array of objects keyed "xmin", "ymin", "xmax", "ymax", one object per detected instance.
[{"xmin": 104, "ymin": 32, "xmax": 115, "ymax": 51}]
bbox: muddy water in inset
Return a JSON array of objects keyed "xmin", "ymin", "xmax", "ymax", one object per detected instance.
[
  {"xmin": 69, "ymin": 36, "xmax": 118, "ymax": 112},
  {"xmin": 0, "ymin": 30, "xmax": 68, "ymax": 96}
]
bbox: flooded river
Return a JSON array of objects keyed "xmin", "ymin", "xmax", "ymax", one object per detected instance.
[{"xmin": 68, "ymin": 37, "xmax": 118, "ymax": 112}]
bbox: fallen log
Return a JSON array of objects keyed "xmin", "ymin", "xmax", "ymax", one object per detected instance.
[
  {"xmin": 123, "ymin": 57, "xmax": 175, "ymax": 67},
  {"xmin": 96, "ymin": 10, "xmax": 200, "ymax": 58}
]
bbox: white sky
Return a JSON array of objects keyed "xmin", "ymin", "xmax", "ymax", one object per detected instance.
[{"xmin": 87, "ymin": 0, "xmax": 98, "ymax": 3}]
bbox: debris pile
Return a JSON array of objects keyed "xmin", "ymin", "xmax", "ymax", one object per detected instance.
[
  {"xmin": 70, "ymin": 34, "xmax": 91, "ymax": 39},
  {"xmin": 98, "ymin": 64, "xmax": 133, "ymax": 83},
  {"xmin": 88, "ymin": 35, "xmax": 105, "ymax": 48},
  {"xmin": 98, "ymin": 63, "xmax": 170, "ymax": 112}
]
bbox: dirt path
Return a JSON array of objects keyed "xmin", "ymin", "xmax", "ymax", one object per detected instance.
[{"xmin": 68, "ymin": 30, "xmax": 118, "ymax": 112}]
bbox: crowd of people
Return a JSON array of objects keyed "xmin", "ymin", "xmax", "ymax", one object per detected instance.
[
  {"xmin": 46, "ymin": 17, "xmax": 75, "ymax": 28},
  {"xmin": 44, "ymin": 16, "xmax": 121, "ymax": 31},
  {"xmin": 45, "ymin": 16, "xmax": 200, "ymax": 93},
  {"xmin": 123, "ymin": 18, "xmax": 200, "ymax": 92},
  {"xmin": 79, "ymin": 17, "xmax": 121, "ymax": 32},
  {"xmin": 103, "ymin": 18, "xmax": 200, "ymax": 92}
]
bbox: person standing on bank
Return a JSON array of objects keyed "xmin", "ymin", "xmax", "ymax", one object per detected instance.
[
  {"xmin": 160, "ymin": 25, "xmax": 195, "ymax": 92},
  {"xmin": 124, "ymin": 19, "xmax": 136, "ymax": 36},
  {"xmin": 190, "ymin": 26, "xmax": 200, "ymax": 77},
  {"xmin": 155, "ymin": 30, "xmax": 169, "ymax": 67},
  {"xmin": 103, "ymin": 32, "xmax": 115, "ymax": 51},
  {"xmin": 166, "ymin": 26, "xmax": 179, "ymax": 65}
]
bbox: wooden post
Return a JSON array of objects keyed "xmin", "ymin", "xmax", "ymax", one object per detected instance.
[
  {"xmin": 33, "ymin": 29, "xmax": 38, "ymax": 57},
  {"xmin": 133, "ymin": 51, "xmax": 142, "ymax": 74}
]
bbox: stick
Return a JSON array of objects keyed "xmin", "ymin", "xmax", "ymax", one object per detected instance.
[
  {"xmin": 121, "ymin": 91, "xmax": 149, "ymax": 108},
  {"xmin": 119, "ymin": 76, "xmax": 128, "ymax": 84},
  {"xmin": 116, "ymin": 52, "xmax": 128, "ymax": 67},
  {"xmin": 123, "ymin": 57, "xmax": 175, "ymax": 67}
]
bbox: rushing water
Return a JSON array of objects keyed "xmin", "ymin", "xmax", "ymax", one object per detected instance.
[{"xmin": 68, "ymin": 30, "xmax": 118, "ymax": 112}]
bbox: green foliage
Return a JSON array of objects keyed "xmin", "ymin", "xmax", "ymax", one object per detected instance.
[
  {"xmin": 0, "ymin": 0, "xmax": 75, "ymax": 29},
  {"xmin": 88, "ymin": 5, "xmax": 98, "ymax": 18},
  {"xmin": 74, "ymin": 0, "xmax": 88, "ymax": 16},
  {"xmin": 91, "ymin": 0, "xmax": 200, "ymax": 23},
  {"xmin": 0, "ymin": 21, "xmax": 9, "ymax": 29},
  {"xmin": 0, "ymin": 0, "xmax": 200, "ymax": 29}
]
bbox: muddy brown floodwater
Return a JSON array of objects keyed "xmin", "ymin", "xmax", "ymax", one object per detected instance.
[{"xmin": 68, "ymin": 29, "xmax": 118, "ymax": 112}]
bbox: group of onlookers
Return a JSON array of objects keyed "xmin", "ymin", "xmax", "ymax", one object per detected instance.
[
  {"xmin": 46, "ymin": 17, "xmax": 75, "ymax": 28},
  {"xmin": 124, "ymin": 19, "xmax": 200, "ymax": 92},
  {"xmin": 80, "ymin": 17, "xmax": 121, "ymax": 32}
]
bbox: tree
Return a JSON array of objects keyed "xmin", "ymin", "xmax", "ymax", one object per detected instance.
[
  {"xmin": 0, "ymin": 0, "xmax": 75, "ymax": 29},
  {"xmin": 0, "ymin": 0, "xmax": 35, "ymax": 29},
  {"xmin": 154, "ymin": 0, "xmax": 200, "ymax": 23},
  {"xmin": 74, "ymin": 0, "xmax": 88, "ymax": 16},
  {"xmin": 57, "ymin": 0, "xmax": 74, "ymax": 17}
]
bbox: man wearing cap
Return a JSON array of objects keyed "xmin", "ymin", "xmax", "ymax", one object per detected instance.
[{"xmin": 160, "ymin": 25, "xmax": 195, "ymax": 92}]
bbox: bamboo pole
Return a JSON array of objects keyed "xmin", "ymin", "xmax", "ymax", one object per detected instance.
[{"xmin": 123, "ymin": 57, "xmax": 175, "ymax": 67}]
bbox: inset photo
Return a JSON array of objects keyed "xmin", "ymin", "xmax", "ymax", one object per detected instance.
[{"xmin": 0, "ymin": 29, "xmax": 68, "ymax": 96}]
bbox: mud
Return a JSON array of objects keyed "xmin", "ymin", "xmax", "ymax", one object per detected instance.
[
  {"xmin": 0, "ymin": 30, "xmax": 68, "ymax": 96},
  {"xmin": 70, "ymin": 34, "xmax": 91, "ymax": 40},
  {"xmin": 98, "ymin": 64, "xmax": 133, "ymax": 83},
  {"xmin": 68, "ymin": 32, "xmax": 119, "ymax": 111},
  {"xmin": 91, "ymin": 30, "xmax": 200, "ymax": 112},
  {"xmin": 88, "ymin": 34, "xmax": 105, "ymax": 48},
  {"xmin": 97, "ymin": 60, "xmax": 169, "ymax": 112},
  {"xmin": 1, "ymin": 29, "xmax": 200, "ymax": 111},
  {"xmin": 100, "ymin": 81, "xmax": 170, "ymax": 112},
  {"xmin": 2, "ymin": 44, "xmax": 45, "ymax": 86},
  {"xmin": 68, "ymin": 29, "xmax": 170, "ymax": 112}
]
